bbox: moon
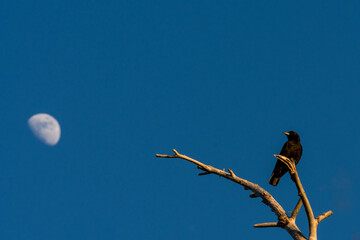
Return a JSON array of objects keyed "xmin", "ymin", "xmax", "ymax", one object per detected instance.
[{"xmin": 28, "ymin": 113, "xmax": 61, "ymax": 146}]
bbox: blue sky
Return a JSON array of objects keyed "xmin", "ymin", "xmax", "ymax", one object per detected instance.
[{"xmin": 1, "ymin": 1, "xmax": 359, "ymax": 239}]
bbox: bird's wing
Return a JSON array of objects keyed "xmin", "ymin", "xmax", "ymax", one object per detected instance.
[{"xmin": 279, "ymin": 141, "xmax": 289, "ymax": 156}]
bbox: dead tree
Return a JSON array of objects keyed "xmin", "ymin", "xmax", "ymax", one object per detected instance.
[{"xmin": 156, "ymin": 149, "xmax": 333, "ymax": 240}]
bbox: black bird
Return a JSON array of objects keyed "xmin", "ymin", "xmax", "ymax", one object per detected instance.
[{"xmin": 269, "ymin": 131, "xmax": 302, "ymax": 186}]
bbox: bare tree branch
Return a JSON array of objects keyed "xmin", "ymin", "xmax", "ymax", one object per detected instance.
[
  {"xmin": 157, "ymin": 150, "xmax": 285, "ymax": 218},
  {"xmin": 156, "ymin": 149, "xmax": 306, "ymax": 240},
  {"xmin": 156, "ymin": 149, "xmax": 333, "ymax": 240}
]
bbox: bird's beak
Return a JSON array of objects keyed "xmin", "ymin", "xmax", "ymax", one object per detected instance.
[{"xmin": 283, "ymin": 132, "xmax": 290, "ymax": 136}]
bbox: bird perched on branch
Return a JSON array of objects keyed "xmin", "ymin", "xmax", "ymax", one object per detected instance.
[{"xmin": 269, "ymin": 131, "xmax": 302, "ymax": 186}]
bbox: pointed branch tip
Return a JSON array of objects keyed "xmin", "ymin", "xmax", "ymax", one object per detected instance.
[
  {"xmin": 316, "ymin": 210, "xmax": 333, "ymax": 223},
  {"xmin": 249, "ymin": 193, "xmax": 259, "ymax": 198},
  {"xmin": 254, "ymin": 222, "xmax": 280, "ymax": 228}
]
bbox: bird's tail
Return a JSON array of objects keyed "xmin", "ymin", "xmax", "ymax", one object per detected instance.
[{"xmin": 269, "ymin": 173, "xmax": 280, "ymax": 186}]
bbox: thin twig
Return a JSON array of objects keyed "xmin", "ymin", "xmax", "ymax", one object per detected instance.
[
  {"xmin": 249, "ymin": 193, "xmax": 259, "ymax": 198},
  {"xmin": 290, "ymin": 198, "xmax": 303, "ymax": 220},
  {"xmin": 254, "ymin": 222, "xmax": 280, "ymax": 228},
  {"xmin": 316, "ymin": 211, "xmax": 333, "ymax": 224},
  {"xmin": 198, "ymin": 172, "xmax": 211, "ymax": 176},
  {"xmin": 228, "ymin": 169, "xmax": 235, "ymax": 178}
]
